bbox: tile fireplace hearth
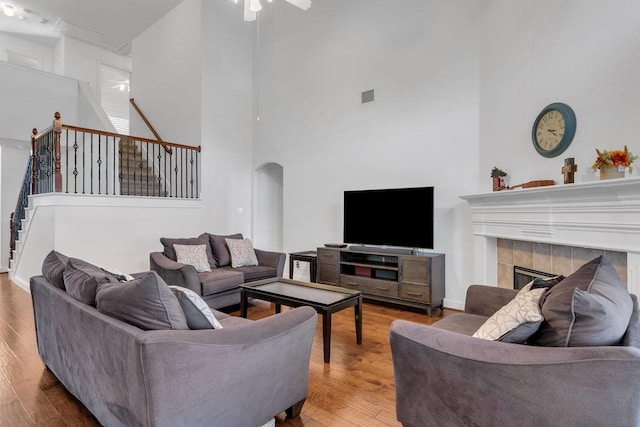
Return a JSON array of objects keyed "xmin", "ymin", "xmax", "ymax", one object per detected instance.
[{"xmin": 461, "ymin": 177, "xmax": 640, "ymax": 295}]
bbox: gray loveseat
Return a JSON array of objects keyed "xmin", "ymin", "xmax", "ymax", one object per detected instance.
[
  {"xmin": 31, "ymin": 269, "xmax": 316, "ymax": 427},
  {"xmin": 390, "ymin": 282, "xmax": 640, "ymax": 427},
  {"xmin": 150, "ymin": 233, "xmax": 285, "ymax": 309}
]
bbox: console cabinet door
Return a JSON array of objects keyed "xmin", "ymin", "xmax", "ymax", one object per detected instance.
[
  {"xmin": 317, "ymin": 248, "xmax": 339, "ymax": 285},
  {"xmin": 400, "ymin": 257, "xmax": 430, "ymax": 286}
]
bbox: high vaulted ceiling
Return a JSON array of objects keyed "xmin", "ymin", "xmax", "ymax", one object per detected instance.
[{"xmin": 0, "ymin": 0, "xmax": 184, "ymax": 54}]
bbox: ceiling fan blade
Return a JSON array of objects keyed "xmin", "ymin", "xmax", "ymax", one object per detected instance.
[
  {"xmin": 244, "ymin": 0, "xmax": 257, "ymax": 21},
  {"xmin": 285, "ymin": 0, "xmax": 312, "ymax": 11}
]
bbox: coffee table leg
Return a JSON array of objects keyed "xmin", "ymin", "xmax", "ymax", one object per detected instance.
[
  {"xmin": 322, "ymin": 312, "xmax": 331, "ymax": 363},
  {"xmin": 240, "ymin": 290, "xmax": 248, "ymax": 318},
  {"xmin": 355, "ymin": 296, "xmax": 362, "ymax": 345},
  {"xmin": 275, "ymin": 303, "xmax": 282, "ymax": 313}
]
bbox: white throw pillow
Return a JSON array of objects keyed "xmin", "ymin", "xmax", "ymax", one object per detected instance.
[
  {"xmin": 472, "ymin": 282, "xmax": 547, "ymax": 343},
  {"xmin": 226, "ymin": 238, "xmax": 259, "ymax": 268},
  {"xmin": 174, "ymin": 244, "xmax": 212, "ymax": 273},
  {"xmin": 169, "ymin": 285, "xmax": 223, "ymax": 329}
]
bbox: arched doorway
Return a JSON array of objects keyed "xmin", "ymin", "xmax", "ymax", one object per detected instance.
[{"xmin": 253, "ymin": 162, "xmax": 283, "ymax": 252}]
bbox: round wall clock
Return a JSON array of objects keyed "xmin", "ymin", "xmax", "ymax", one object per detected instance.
[{"xmin": 531, "ymin": 102, "xmax": 576, "ymax": 158}]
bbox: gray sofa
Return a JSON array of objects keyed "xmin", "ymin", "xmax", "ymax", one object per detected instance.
[
  {"xmin": 390, "ymin": 283, "xmax": 640, "ymax": 427},
  {"xmin": 31, "ymin": 272, "xmax": 317, "ymax": 427},
  {"xmin": 150, "ymin": 233, "xmax": 285, "ymax": 309}
]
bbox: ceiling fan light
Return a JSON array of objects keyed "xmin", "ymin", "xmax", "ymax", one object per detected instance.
[
  {"xmin": 4, "ymin": 5, "xmax": 15, "ymax": 17},
  {"xmin": 249, "ymin": 0, "xmax": 262, "ymax": 13}
]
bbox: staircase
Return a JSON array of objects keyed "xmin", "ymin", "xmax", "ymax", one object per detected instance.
[{"xmin": 119, "ymin": 138, "xmax": 166, "ymax": 197}]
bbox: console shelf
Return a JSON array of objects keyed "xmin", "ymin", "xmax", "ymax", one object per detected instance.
[{"xmin": 317, "ymin": 247, "xmax": 445, "ymax": 316}]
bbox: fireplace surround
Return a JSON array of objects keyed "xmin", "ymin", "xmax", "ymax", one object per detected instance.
[{"xmin": 461, "ymin": 177, "xmax": 640, "ymax": 296}]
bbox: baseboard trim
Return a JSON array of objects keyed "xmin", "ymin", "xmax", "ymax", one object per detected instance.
[{"xmin": 443, "ymin": 298, "xmax": 464, "ymax": 311}]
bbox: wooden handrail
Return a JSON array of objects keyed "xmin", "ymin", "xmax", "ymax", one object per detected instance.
[
  {"xmin": 61, "ymin": 124, "xmax": 201, "ymax": 152},
  {"xmin": 130, "ymin": 98, "xmax": 172, "ymax": 154}
]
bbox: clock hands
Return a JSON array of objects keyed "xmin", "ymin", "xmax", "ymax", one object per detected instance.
[{"xmin": 547, "ymin": 129, "xmax": 558, "ymax": 136}]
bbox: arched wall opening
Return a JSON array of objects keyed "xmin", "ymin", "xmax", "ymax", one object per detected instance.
[{"xmin": 253, "ymin": 162, "xmax": 283, "ymax": 252}]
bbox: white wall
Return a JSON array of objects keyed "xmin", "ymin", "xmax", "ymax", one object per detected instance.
[
  {"xmin": 200, "ymin": 0, "xmax": 254, "ymax": 236},
  {"xmin": 0, "ymin": 61, "xmax": 79, "ymax": 141},
  {"xmin": 132, "ymin": 0, "xmax": 255, "ymax": 237},
  {"xmin": 479, "ymin": 0, "xmax": 640, "ymax": 189},
  {"xmin": 254, "ymin": 0, "xmax": 480, "ymax": 308},
  {"xmin": 59, "ymin": 37, "xmax": 132, "ymax": 105},
  {"xmin": 0, "ymin": 33, "xmax": 54, "ymax": 72},
  {"xmin": 11, "ymin": 194, "xmax": 205, "ymax": 290}
]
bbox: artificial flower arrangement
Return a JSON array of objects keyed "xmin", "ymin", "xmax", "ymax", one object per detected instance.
[
  {"xmin": 490, "ymin": 167, "xmax": 507, "ymax": 178},
  {"xmin": 591, "ymin": 146, "xmax": 638, "ymax": 173}
]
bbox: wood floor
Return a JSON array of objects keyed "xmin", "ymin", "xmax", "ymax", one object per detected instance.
[{"xmin": 0, "ymin": 273, "xmax": 450, "ymax": 426}]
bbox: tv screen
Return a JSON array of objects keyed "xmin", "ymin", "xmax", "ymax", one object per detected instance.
[{"xmin": 343, "ymin": 186, "xmax": 434, "ymax": 249}]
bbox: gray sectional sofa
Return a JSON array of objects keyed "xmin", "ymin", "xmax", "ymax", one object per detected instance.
[
  {"xmin": 390, "ymin": 256, "xmax": 640, "ymax": 427},
  {"xmin": 31, "ymin": 251, "xmax": 316, "ymax": 427},
  {"xmin": 150, "ymin": 233, "xmax": 285, "ymax": 309}
]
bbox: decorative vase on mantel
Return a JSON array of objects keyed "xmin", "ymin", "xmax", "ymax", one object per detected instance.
[{"xmin": 599, "ymin": 167, "xmax": 625, "ymax": 180}]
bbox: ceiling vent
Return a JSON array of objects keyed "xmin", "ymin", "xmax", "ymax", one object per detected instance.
[{"xmin": 53, "ymin": 18, "xmax": 130, "ymax": 54}]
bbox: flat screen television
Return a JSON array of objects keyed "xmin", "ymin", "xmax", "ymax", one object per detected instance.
[{"xmin": 343, "ymin": 186, "xmax": 434, "ymax": 250}]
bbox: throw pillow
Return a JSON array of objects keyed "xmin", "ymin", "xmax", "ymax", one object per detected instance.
[
  {"xmin": 174, "ymin": 244, "xmax": 212, "ymax": 273},
  {"xmin": 63, "ymin": 258, "xmax": 119, "ymax": 305},
  {"xmin": 101, "ymin": 266, "xmax": 135, "ymax": 282},
  {"xmin": 96, "ymin": 272, "xmax": 189, "ymax": 330},
  {"xmin": 472, "ymin": 282, "xmax": 547, "ymax": 343},
  {"xmin": 203, "ymin": 233, "xmax": 243, "ymax": 267},
  {"xmin": 169, "ymin": 285, "xmax": 223, "ymax": 329},
  {"xmin": 530, "ymin": 275, "xmax": 564, "ymax": 290},
  {"xmin": 42, "ymin": 250, "xmax": 69, "ymax": 289},
  {"xmin": 226, "ymin": 238, "xmax": 259, "ymax": 268},
  {"xmin": 530, "ymin": 255, "xmax": 633, "ymax": 347},
  {"xmin": 160, "ymin": 237, "xmax": 216, "ymax": 269}
]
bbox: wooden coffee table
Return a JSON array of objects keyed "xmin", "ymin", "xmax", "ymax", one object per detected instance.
[{"xmin": 240, "ymin": 278, "xmax": 362, "ymax": 363}]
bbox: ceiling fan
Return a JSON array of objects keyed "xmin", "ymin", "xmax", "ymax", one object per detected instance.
[{"xmin": 233, "ymin": 0, "xmax": 312, "ymax": 22}]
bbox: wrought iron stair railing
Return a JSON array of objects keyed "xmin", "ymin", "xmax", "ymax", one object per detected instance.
[{"xmin": 9, "ymin": 112, "xmax": 201, "ymax": 263}]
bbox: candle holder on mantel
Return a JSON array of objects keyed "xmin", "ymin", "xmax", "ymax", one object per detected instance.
[{"xmin": 490, "ymin": 167, "xmax": 507, "ymax": 191}]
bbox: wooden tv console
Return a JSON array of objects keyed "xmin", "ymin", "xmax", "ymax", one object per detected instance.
[{"xmin": 317, "ymin": 247, "xmax": 445, "ymax": 316}]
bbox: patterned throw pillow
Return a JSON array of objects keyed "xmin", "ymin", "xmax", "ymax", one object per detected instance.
[
  {"xmin": 472, "ymin": 282, "xmax": 547, "ymax": 343},
  {"xmin": 225, "ymin": 238, "xmax": 259, "ymax": 268},
  {"xmin": 174, "ymin": 244, "xmax": 212, "ymax": 272},
  {"xmin": 169, "ymin": 285, "xmax": 223, "ymax": 329}
]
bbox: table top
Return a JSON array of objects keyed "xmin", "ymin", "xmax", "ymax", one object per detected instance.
[
  {"xmin": 242, "ymin": 278, "xmax": 360, "ymax": 306},
  {"xmin": 289, "ymin": 251, "xmax": 317, "ymax": 257}
]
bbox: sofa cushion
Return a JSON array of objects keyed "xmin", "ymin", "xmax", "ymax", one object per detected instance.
[
  {"xmin": 63, "ymin": 258, "xmax": 119, "ymax": 305},
  {"xmin": 42, "ymin": 250, "xmax": 69, "ymax": 289},
  {"xmin": 96, "ymin": 272, "xmax": 189, "ymax": 330},
  {"xmin": 226, "ymin": 238, "xmax": 259, "ymax": 268},
  {"xmin": 202, "ymin": 233, "xmax": 243, "ymax": 267},
  {"xmin": 472, "ymin": 282, "xmax": 546, "ymax": 343},
  {"xmin": 199, "ymin": 268, "xmax": 245, "ymax": 296},
  {"xmin": 432, "ymin": 313, "xmax": 488, "ymax": 337},
  {"xmin": 174, "ymin": 244, "xmax": 212, "ymax": 273},
  {"xmin": 169, "ymin": 285, "xmax": 223, "ymax": 329},
  {"xmin": 234, "ymin": 265, "xmax": 278, "ymax": 282},
  {"xmin": 531, "ymin": 255, "xmax": 633, "ymax": 347},
  {"xmin": 160, "ymin": 237, "xmax": 216, "ymax": 269}
]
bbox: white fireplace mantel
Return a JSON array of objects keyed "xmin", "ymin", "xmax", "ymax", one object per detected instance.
[{"xmin": 460, "ymin": 177, "xmax": 640, "ymax": 295}]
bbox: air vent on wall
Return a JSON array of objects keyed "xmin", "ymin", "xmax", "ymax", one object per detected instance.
[{"xmin": 361, "ymin": 89, "xmax": 374, "ymax": 104}]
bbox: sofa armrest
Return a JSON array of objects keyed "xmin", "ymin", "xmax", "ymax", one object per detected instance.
[
  {"xmin": 390, "ymin": 319, "xmax": 640, "ymax": 427},
  {"xmin": 149, "ymin": 252, "xmax": 201, "ymax": 294},
  {"xmin": 255, "ymin": 249, "xmax": 286, "ymax": 277},
  {"xmin": 464, "ymin": 284, "xmax": 518, "ymax": 316},
  {"xmin": 139, "ymin": 306, "xmax": 317, "ymax": 427}
]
